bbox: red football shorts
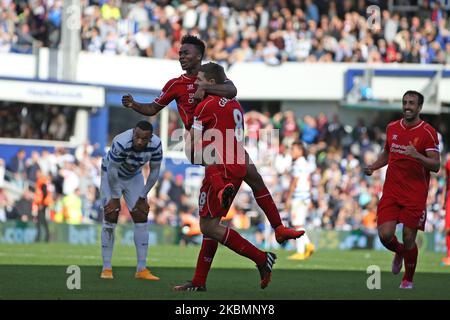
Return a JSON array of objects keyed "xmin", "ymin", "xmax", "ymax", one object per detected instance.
[
  {"xmin": 377, "ymin": 195, "xmax": 427, "ymax": 231},
  {"xmin": 198, "ymin": 174, "xmax": 243, "ymax": 218}
]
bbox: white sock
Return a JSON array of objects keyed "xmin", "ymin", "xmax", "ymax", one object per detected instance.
[
  {"xmin": 101, "ymin": 221, "xmax": 116, "ymax": 270},
  {"xmin": 296, "ymin": 236, "xmax": 306, "ymax": 254},
  {"xmin": 303, "ymin": 233, "xmax": 311, "ymax": 245},
  {"xmin": 134, "ymin": 223, "xmax": 149, "ymax": 272}
]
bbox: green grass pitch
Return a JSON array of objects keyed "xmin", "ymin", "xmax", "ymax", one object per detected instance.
[{"xmin": 0, "ymin": 243, "xmax": 449, "ymax": 300}]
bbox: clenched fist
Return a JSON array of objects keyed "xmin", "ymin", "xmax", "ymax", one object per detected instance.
[{"xmin": 122, "ymin": 94, "xmax": 135, "ymax": 108}]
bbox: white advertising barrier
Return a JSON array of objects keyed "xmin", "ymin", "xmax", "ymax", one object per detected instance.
[
  {"xmin": 0, "ymin": 79, "xmax": 105, "ymax": 107},
  {"xmin": 75, "ymin": 54, "xmax": 450, "ymax": 102},
  {"xmin": 76, "ymin": 54, "xmax": 350, "ymax": 100},
  {"xmin": 1, "ymin": 51, "xmax": 449, "ymax": 102},
  {"xmin": 76, "ymin": 52, "xmax": 182, "ymax": 90},
  {"xmin": 0, "ymin": 53, "xmax": 35, "ymax": 78},
  {"xmin": 227, "ymin": 62, "xmax": 349, "ymax": 100}
]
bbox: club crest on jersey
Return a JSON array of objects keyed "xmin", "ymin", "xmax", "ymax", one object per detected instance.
[
  {"xmin": 187, "ymin": 84, "xmax": 195, "ymax": 90},
  {"xmin": 392, "ymin": 134, "xmax": 398, "ymax": 141},
  {"xmin": 219, "ymin": 97, "xmax": 228, "ymax": 107}
]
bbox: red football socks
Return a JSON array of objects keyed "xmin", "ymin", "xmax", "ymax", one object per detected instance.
[
  {"xmin": 254, "ymin": 187, "xmax": 282, "ymax": 229},
  {"xmin": 403, "ymin": 245, "xmax": 418, "ymax": 282},
  {"xmin": 192, "ymin": 237, "xmax": 218, "ymax": 287},
  {"xmin": 220, "ymin": 227, "xmax": 266, "ymax": 266},
  {"xmin": 384, "ymin": 236, "xmax": 405, "ymax": 254}
]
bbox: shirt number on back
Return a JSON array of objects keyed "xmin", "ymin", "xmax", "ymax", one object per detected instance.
[{"xmin": 233, "ymin": 109, "xmax": 244, "ymax": 142}]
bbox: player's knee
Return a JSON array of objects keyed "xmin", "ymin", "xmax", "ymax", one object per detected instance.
[
  {"xmin": 199, "ymin": 221, "xmax": 210, "ymax": 236},
  {"xmin": 131, "ymin": 211, "xmax": 148, "ymax": 223},
  {"xmin": 200, "ymin": 219, "xmax": 216, "ymax": 238},
  {"xmin": 378, "ymin": 233, "xmax": 394, "ymax": 246},
  {"xmin": 403, "ymin": 236, "xmax": 416, "ymax": 250},
  {"xmin": 104, "ymin": 211, "xmax": 119, "ymax": 224}
]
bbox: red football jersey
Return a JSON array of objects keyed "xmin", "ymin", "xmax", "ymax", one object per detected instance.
[
  {"xmin": 154, "ymin": 74, "xmax": 197, "ymax": 130},
  {"xmin": 192, "ymin": 95, "xmax": 246, "ymax": 179},
  {"xmin": 383, "ymin": 119, "xmax": 439, "ymax": 208}
]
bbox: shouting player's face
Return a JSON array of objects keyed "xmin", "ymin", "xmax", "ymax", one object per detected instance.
[
  {"xmin": 402, "ymin": 94, "xmax": 421, "ymax": 123},
  {"xmin": 179, "ymin": 44, "xmax": 201, "ymax": 71},
  {"xmin": 132, "ymin": 128, "xmax": 152, "ymax": 151}
]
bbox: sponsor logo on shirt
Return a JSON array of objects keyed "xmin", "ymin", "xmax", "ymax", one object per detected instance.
[{"xmin": 390, "ymin": 143, "xmax": 409, "ymax": 155}]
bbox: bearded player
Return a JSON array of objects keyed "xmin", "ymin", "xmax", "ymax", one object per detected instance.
[
  {"xmin": 364, "ymin": 90, "xmax": 440, "ymax": 289},
  {"xmin": 442, "ymin": 153, "xmax": 450, "ymax": 266}
]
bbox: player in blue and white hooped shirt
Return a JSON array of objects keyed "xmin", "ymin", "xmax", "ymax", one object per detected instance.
[
  {"xmin": 285, "ymin": 141, "xmax": 316, "ymax": 261},
  {"xmin": 100, "ymin": 121, "xmax": 162, "ymax": 281}
]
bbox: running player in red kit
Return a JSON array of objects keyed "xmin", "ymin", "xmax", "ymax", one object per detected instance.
[
  {"xmin": 442, "ymin": 153, "xmax": 450, "ymax": 266},
  {"xmin": 180, "ymin": 62, "xmax": 276, "ymax": 290},
  {"xmin": 122, "ymin": 35, "xmax": 303, "ymax": 290},
  {"xmin": 364, "ymin": 90, "xmax": 441, "ymax": 289}
]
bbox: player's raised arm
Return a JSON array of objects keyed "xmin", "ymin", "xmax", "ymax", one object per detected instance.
[
  {"xmin": 364, "ymin": 149, "xmax": 389, "ymax": 176},
  {"xmin": 122, "ymin": 93, "xmax": 164, "ymax": 116},
  {"xmin": 195, "ymin": 79, "xmax": 237, "ymax": 101}
]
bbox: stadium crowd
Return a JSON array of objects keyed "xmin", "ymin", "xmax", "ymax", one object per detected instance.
[
  {"xmin": 1, "ymin": 110, "xmax": 448, "ymax": 246},
  {"xmin": 1, "ymin": 0, "xmax": 450, "ymax": 65},
  {"xmin": 0, "ymin": 102, "xmax": 75, "ymax": 140}
]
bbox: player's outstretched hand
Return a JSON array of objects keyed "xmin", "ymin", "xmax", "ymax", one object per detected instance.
[
  {"xmin": 133, "ymin": 197, "xmax": 149, "ymax": 215},
  {"xmin": 104, "ymin": 198, "xmax": 120, "ymax": 215},
  {"xmin": 122, "ymin": 93, "xmax": 134, "ymax": 108}
]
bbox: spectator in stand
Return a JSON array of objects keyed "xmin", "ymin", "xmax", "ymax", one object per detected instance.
[
  {"xmin": 26, "ymin": 151, "xmax": 41, "ymax": 185},
  {"xmin": 33, "ymin": 170, "xmax": 53, "ymax": 242},
  {"xmin": 2, "ymin": 0, "xmax": 449, "ymax": 66}
]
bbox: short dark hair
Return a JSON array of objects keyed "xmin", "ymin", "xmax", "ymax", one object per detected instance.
[
  {"xmin": 292, "ymin": 140, "xmax": 307, "ymax": 156},
  {"xmin": 181, "ymin": 35, "xmax": 205, "ymax": 59},
  {"xmin": 136, "ymin": 121, "xmax": 153, "ymax": 132},
  {"xmin": 199, "ymin": 62, "xmax": 226, "ymax": 84},
  {"xmin": 403, "ymin": 90, "xmax": 424, "ymax": 107}
]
